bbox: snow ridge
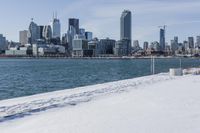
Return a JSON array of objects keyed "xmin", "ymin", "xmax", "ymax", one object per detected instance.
[{"xmin": 0, "ymin": 73, "xmax": 175, "ymax": 123}]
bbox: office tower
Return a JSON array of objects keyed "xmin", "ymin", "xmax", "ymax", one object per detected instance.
[
  {"xmin": 159, "ymin": 28, "xmax": 165, "ymax": 52},
  {"xmin": 68, "ymin": 18, "xmax": 79, "ymax": 34},
  {"xmin": 150, "ymin": 41, "xmax": 160, "ymax": 51},
  {"xmin": 79, "ymin": 28, "xmax": 85, "ymax": 36},
  {"xmin": 96, "ymin": 38, "xmax": 116, "ymax": 55},
  {"xmin": 88, "ymin": 38, "xmax": 99, "ymax": 56},
  {"xmin": 174, "ymin": 36, "xmax": 178, "ymax": 44},
  {"xmin": 85, "ymin": 32, "xmax": 93, "ymax": 41},
  {"xmin": 67, "ymin": 26, "xmax": 76, "ymax": 53},
  {"xmin": 188, "ymin": 37, "xmax": 194, "ymax": 49},
  {"xmin": 120, "ymin": 10, "xmax": 131, "ymax": 40},
  {"xmin": 0, "ymin": 34, "xmax": 6, "ymax": 50},
  {"xmin": 183, "ymin": 41, "xmax": 189, "ymax": 50},
  {"xmin": 38, "ymin": 26, "xmax": 44, "ymax": 39},
  {"xmin": 19, "ymin": 30, "xmax": 28, "ymax": 46},
  {"xmin": 143, "ymin": 42, "xmax": 149, "ymax": 51},
  {"xmin": 171, "ymin": 36, "xmax": 178, "ymax": 52},
  {"xmin": 171, "ymin": 40, "xmax": 176, "ymax": 53},
  {"xmin": 133, "ymin": 40, "xmax": 139, "ymax": 48},
  {"xmin": 79, "ymin": 28, "xmax": 86, "ymax": 39},
  {"xmin": 177, "ymin": 43, "xmax": 184, "ymax": 52},
  {"xmin": 28, "ymin": 19, "xmax": 40, "ymax": 44},
  {"xmin": 62, "ymin": 33, "xmax": 67, "ymax": 43},
  {"xmin": 196, "ymin": 36, "xmax": 200, "ymax": 48},
  {"xmin": 120, "ymin": 10, "xmax": 132, "ymax": 55},
  {"xmin": 114, "ymin": 39, "xmax": 130, "ymax": 56},
  {"xmin": 72, "ymin": 37, "xmax": 88, "ymax": 57},
  {"xmin": 51, "ymin": 13, "xmax": 61, "ymax": 39},
  {"xmin": 43, "ymin": 25, "xmax": 52, "ymax": 42}
]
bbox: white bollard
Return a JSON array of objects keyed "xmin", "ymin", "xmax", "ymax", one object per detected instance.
[{"xmin": 169, "ymin": 68, "xmax": 183, "ymax": 76}]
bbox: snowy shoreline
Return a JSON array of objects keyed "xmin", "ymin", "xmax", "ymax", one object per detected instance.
[
  {"xmin": 1, "ymin": 71, "xmax": 200, "ymax": 133},
  {"xmin": 0, "ymin": 73, "xmax": 175, "ymax": 122}
]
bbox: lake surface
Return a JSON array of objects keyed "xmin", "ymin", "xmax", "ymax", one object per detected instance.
[{"xmin": 0, "ymin": 58, "xmax": 199, "ymax": 100}]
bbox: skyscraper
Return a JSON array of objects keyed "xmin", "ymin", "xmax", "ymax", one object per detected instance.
[
  {"xmin": 28, "ymin": 19, "xmax": 40, "ymax": 44},
  {"xmin": 68, "ymin": 18, "xmax": 79, "ymax": 34},
  {"xmin": 188, "ymin": 37, "xmax": 194, "ymax": 49},
  {"xmin": 51, "ymin": 13, "xmax": 61, "ymax": 39},
  {"xmin": 143, "ymin": 42, "xmax": 149, "ymax": 51},
  {"xmin": 120, "ymin": 10, "xmax": 132, "ymax": 55},
  {"xmin": 0, "ymin": 34, "xmax": 6, "ymax": 51},
  {"xmin": 133, "ymin": 40, "xmax": 139, "ymax": 48},
  {"xmin": 38, "ymin": 26, "xmax": 44, "ymax": 39},
  {"xmin": 120, "ymin": 10, "xmax": 132, "ymax": 41},
  {"xmin": 159, "ymin": 28, "xmax": 165, "ymax": 52},
  {"xmin": 85, "ymin": 32, "xmax": 93, "ymax": 41},
  {"xmin": 183, "ymin": 41, "xmax": 189, "ymax": 50},
  {"xmin": 174, "ymin": 36, "xmax": 178, "ymax": 44},
  {"xmin": 171, "ymin": 36, "xmax": 178, "ymax": 53},
  {"xmin": 43, "ymin": 25, "xmax": 52, "ymax": 42},
  {"xmin": 19, "ymin": 30, "xmax": 28, "ymax": 46},
  {"xmin": 67, "ymin": 26, "xmax": 76, "ymax": 53},
  {"xmin": 79, "ymin": 28, "xmax": 86, "ymax": 39},
  {"xmin": 79, "ymin": 28, "xmax": 85, "ymax": 36},
  {"xmin": 196, "ymin": 36, "xmax": 200, "ymax": 48}
]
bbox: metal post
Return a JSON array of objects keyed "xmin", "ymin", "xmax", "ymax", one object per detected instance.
[
  {"xmin": 179, "ymin": 58, "xmax": 182, "ymax": 68},
  {"xmin": 153, "ymin": 56, "xmax": 155, "ymax": 75}
]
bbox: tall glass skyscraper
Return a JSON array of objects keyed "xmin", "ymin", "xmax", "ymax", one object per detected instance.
[
  {"xmin": 28, "ymin": 19, "xmax": 40, "ymax": 44},
  {"xmin": 120, "ymin": 10, "xmax": 132, "ymax": 41},
  {"xmin": 51, "ymin": 14, "xmax": 61, "ymax": 39},
  {"xmin": 68, "ymin": 18, "xmax": 79, "ymax": 34},
  {"xmin": 43, "ymin": 25, "xmax": 52, "ymax": 42},
  {"xmin": 196, "ymin": 36, "xmax": 200, "ymax": 48},
  {"xmin": 0, "ymin": 34, "xmax": 6, "ymax": 50},
  {"xmin": 85, "ymin": 32, "xmax": 93, "ymax": 41},
  {"xmin": 120, "ymin": 10, "xmax": 132, "ymax": 55},
  {"xmin": 159, "ymin": 28, "xmax": 165, "ymax": 52},
  {"xmin": 188, "ymin": 37, "xmax": 194, "ymax": 49},
  {"xmin": 38, "ymin": 26, "xmax": 44, "ymax": 39}
]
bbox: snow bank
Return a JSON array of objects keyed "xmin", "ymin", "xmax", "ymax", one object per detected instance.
[
  {"xmin": 183, "ymin": 68, "xmax": 200, "ymax": 75},
  {"xmin": 0, "ymin": 73, "xmax": 174, "ymax": 122},
  {"xmin": 0, "ymin": 73, "xmax": 200, "ymax": 133}
]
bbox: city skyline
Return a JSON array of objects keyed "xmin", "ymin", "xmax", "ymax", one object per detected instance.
[{"xmin": 1, "ymin": 0, "xmax": 200, "ymax": 44}]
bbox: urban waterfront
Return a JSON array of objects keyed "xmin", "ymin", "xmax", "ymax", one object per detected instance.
[{"xmin": 0, "ymin": 58, "xmax": 199, "ymax": 100}]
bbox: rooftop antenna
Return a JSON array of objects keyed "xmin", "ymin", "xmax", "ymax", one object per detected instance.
[{"xmin": 55, "ymin": 11, "xmax": 57, "ymax": 19}]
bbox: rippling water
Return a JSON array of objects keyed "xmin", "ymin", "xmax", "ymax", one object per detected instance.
[{"xmin": 0, "ymin": 58, "xmax": 199, "ymax": 100}]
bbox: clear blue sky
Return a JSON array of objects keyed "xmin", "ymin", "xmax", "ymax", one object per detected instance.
[{"xmin": 1, "ymin": 0, "xmax": 200, "ymax": 45}]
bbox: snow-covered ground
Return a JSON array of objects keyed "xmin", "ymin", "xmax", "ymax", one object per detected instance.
[{"xmin": 0, "ymin": 72, "xmax": 200, "ymax": 133}]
